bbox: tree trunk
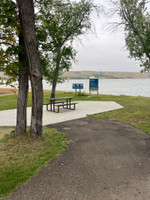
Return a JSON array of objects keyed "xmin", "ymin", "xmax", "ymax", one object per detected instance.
[
  {"xmin": 17, "ymin": 0, "xmax": 43, "ymax": 137},
  {"xmin": 51, "ymin": 49, "xmax": 61, "ymax": 98},
  {"xmin": 15, "ymin": 31, "xmax": 29, "ymax": 136},
  {"xmin": 15, "ymin": 69, "xmax": 28, "ymax": 136},
  {"xmin": 51, "ymin": 80, "xmax": 57, "ymax": 98}
]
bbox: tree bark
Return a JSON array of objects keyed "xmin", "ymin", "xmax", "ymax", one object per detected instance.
[
  {"xmin": 51, "ymin": 80, "xmax": 57, "ymax": 98},
  {"xmin": 51, "ymin": 49, "xmax": 61, "ymax": 98},
  {"xmin": 17, "ymin": 0, "xmax": 43, "ymax": 137},
  {"xmin": 15, "ymin": 31, "xmax": 29, "ymax": 136},
  {"xmin": 16, "ymin": 70, "xmax": 28, "ymax": 136}
]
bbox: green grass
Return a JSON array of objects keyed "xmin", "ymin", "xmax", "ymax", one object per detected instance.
[
  {"xmin": 0, "ymin": 127, "xmax": 69, "ymax": 199},
  {"xmin": 0, "ymin": 95, "xmax": 18, "ymax": 110},
  {"xmin": 0, "ymin": 91, "xmax": 74, "ymax": 110},
  {"xmin": 88, "ymin": 94, "xmax": 150, "ymax": 134}
]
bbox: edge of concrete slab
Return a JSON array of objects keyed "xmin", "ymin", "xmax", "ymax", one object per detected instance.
[{"xmin": 0, "ymin": 101, "xmax": 123, "ymax": 126}]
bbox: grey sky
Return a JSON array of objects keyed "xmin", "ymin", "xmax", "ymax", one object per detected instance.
[{"xmin": 71, "ymin": 0, "xmax": 141, "ymax": 72}]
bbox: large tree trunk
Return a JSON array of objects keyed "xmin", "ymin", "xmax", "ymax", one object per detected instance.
[
  {"xmin": 15, "ymin": 68, "xmax": 28, "ymax": 136},
  {"xmin": 17, "ymin": 0, "xmax": 43, "ymax": 137},
  {"xmin": 15, "ymin": 31, "xmax": 29, "ymax": 136}
]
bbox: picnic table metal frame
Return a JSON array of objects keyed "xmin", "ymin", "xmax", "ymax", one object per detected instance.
[{"xmin": 46, "ymin": 97, "xmax": 77, "ymax": 113}]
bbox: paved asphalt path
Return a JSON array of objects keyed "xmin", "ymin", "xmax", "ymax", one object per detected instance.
[{"xmin": 7, "ymin": 117, "xmax": 150, "ymax": 200}]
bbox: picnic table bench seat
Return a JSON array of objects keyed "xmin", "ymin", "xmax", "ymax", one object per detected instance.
[
  {"xmin": 54, "ymin": 102, "xmax": 78, "ymax": 113},
  {"xmin": 45, "ymin": 101, "xmax": 66, "ymax": 111}
]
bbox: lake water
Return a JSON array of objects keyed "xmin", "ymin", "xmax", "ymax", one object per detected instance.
[
  {"xmin": 1, "ymin": 79, "xmax": 150, "ymax": 97},
  {"xmin": 44, "ymin": 79, "xmax": 150, "ymax": 97}
]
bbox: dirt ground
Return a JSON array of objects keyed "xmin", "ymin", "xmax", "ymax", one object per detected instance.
[
  {"xmin": 0, "ymin": 88, "xmax": 66, "ymax": 94},
  {"xmin": 0, "ymin": 88, "xmax": 18, "ymax": 93},
  {"xmin": 0, "ymin": 88, "xmax": 52, "ymax": 93},
  {"xmin": 7, "ymin": 117, "xmax": 150, "ymax": 200}
]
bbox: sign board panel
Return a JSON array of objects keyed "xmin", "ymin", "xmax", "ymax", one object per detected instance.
[
  {"xmin": 72, "ymin": 83, "xmax": 83, "ymax": 89},
  {"xmin": 89, "ymin": 79, "xmax": 98, "ymax": 90}
]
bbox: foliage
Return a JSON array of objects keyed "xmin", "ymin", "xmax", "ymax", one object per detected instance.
[
  {"xmin": 36, "ymin": 0, "xmax": 95, "ymax": 89},
  {"xmin": 117, "ymin": 0, "xmax": 150, "ymax": 72},
  {"xmin": 0, "ymin": 0, "xmax": 19, "ymax": 83}
]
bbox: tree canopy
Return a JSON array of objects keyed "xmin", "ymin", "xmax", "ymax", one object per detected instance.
[
  {"xmin": 113, "ymin": 0, "xmax": 150, "ymax": 72},
  {"xmin": 0, "ymin": 0, "xmax": 19, "ymax": 84},
  {"xmin": 37, "ymin": 0, "xmax": 96, "ymax": 97}
]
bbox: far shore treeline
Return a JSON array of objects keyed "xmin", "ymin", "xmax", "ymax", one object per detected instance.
[{"xmin": 62, "ymin": 71, "xmax": 150, "ymax": 79}]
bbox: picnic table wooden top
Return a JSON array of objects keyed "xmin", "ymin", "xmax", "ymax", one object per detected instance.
[{"xmin": 47, "ymin": 97, "xmax": 74, "ymax": 101}]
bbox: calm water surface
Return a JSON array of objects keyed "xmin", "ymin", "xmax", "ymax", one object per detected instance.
[
  {"xmin": 44, "ymin": 79, "xmax": 150, "ymax": 97},
  {"xmin": 1, "ymin": 79, "xmax": 150, "ymax": 97}
]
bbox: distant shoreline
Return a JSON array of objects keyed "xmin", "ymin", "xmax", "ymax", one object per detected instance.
[
  {"xmin": 1, "ymin": 71, "xmax": 150, "ymax": 80},
  {"xmin": 62, "ymin": 71, "xmax": 150, "ymax": 79}
]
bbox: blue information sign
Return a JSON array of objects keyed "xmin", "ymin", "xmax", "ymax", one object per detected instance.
[
  {"xmin": 89, "ymin": 79, "xmax": 98, "ymax": 90},
  {"xmin": 72, "ymin": 83, "xmax": 83, "ymax": 89}
]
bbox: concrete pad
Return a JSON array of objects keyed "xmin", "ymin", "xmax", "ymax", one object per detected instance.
[{"xmin": 0, "ymin": 101, "xmax": 123, "ymax": 126}]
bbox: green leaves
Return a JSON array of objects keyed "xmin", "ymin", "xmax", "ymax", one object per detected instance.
[
  {"xmin": 37, "ymin": 0, "xmax": 95, "ymax": 87},
  {"xmin": 119, "ymin": 0, "xmax": 150, "ymax": 71},
  {"xmin": 0, "ymin": 0, "xmax": 20, "ymax": 83}
]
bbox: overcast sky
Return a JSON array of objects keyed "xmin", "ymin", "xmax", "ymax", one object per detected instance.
[{"xmin": 71, "ymin": 0, "xmax": 141, "ymax": 72}]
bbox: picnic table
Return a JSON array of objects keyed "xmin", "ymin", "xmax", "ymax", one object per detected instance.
[{"xmin": 45, "ymin": 97, "xmax": 78, "ymax": 113}]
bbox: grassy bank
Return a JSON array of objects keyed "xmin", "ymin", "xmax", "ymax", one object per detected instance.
[
  {"xmin": 88, "ymin": 95, "xmax": 150, "ymax": 134},
  {"xmin": 0, "ymin": 127, "xmax": 69, "ymax": 199}
]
